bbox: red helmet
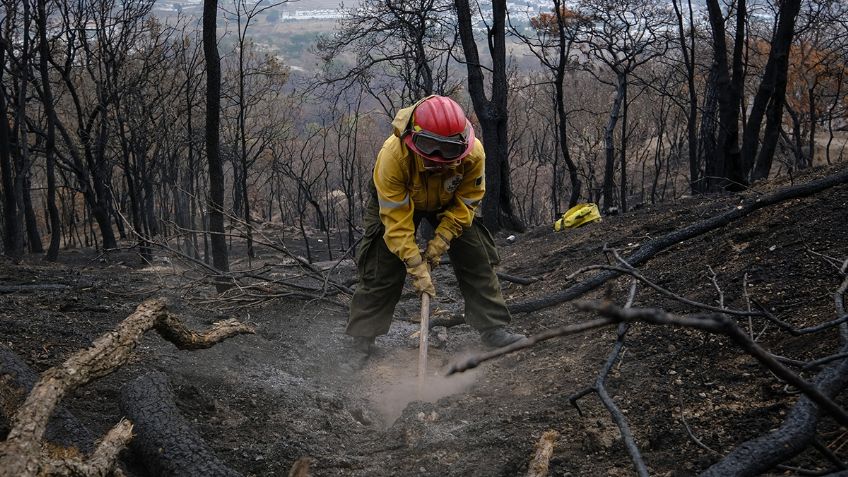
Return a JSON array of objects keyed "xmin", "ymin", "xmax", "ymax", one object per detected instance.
[{"xmin": 404, "ymin": 95, "xmax": 476, "ymax": 163}]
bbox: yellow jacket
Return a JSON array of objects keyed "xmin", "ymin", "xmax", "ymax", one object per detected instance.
[{"xmin": 373, "ymin": 101, "xmax": 486, "ymax": 263}]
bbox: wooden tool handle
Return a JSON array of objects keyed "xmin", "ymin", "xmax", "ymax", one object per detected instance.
[{"xmin": 417, "ymin": 293, "xmax": 430, "ymax": 381}]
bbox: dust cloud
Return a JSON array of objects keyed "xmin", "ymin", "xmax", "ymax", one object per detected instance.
[{"xmin": 365, "ymin": 350, "xmax": 480, "ymax": 427}]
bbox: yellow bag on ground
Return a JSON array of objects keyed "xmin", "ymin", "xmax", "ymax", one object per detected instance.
[{"xmin": 554, "ymin": 203, "xmax": 602, "ymax": 231}]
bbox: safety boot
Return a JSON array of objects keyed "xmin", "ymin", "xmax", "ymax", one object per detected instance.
[
  {"xmin": 343, "ymin": 336, "xmax": 375, "ymax": 372},
  {"xmin": 480, "ymin": 327, "xmax": 527, "ymax": 348},
  {"xmin": 352, "ymin": 336, "xmax": 375, "ymax": 354}
]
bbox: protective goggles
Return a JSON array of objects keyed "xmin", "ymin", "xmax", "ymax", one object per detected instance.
[{"xmin": 411, "ymin": 130, "xmax": 469, "ymax": 160}]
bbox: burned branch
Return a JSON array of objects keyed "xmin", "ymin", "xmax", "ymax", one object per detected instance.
[
  {"xmin": 699, "ymin": 266, "xmax": 848, "ymax": 475},
  {"xmin": 567, "ymin": 281, "xmax": 649, "ymax": 476},
  {"xmin": 510, "ymin": 168, "xmax": 848, "ymax": 314},
  {"xmin": 449, "ymin": 254, "xmax": 848, "ymax": 474},
  {"xmin": 563, "ymin": 263, "xmax": 760, "ymax": 317},
  {"xmin": 0, "ymin": 299, "xmax": 254, "ymax": 476},
  {"xmin": 446, "ymin": 317, "xmax": 616, "ymax": 374}
]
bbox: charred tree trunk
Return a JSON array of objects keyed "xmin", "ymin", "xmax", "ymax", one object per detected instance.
[
  {"xmin": 619, "ymin": 80, "xmax": 629, "ymax": 213},
  {"xmin": 204, "ymin": 0, "xmax": 230, "ymax": 283},
  {"xmin": 672, "ymin": 0, "xmax": 700, "ymax": 194},
  {"xmin": 88, "ymin": 114, "xmax": 118, "ymax": 250},
  {"xmin": 0, "ymin": 37, "xmax": 20, "ymax": 257},
  {"xmin": 454, "ymin": 0, "xmax": 524, "ymax": 232},
  {"xmin": 36, "ymin": 0, "xmax": 61, "ymax": 261},
  {"xmin": 236, "ymin": 36, "xmax": 254, "ymax": 260},
  {"xmin": 698, "ymin": 65, "xmax": 719, "ymax": 189},
  {"xmin": 553, "ymin": 0, "xmax": 581, "ymax": 208},
  {"xmin": 12, "ymin": 0, "xmax": 34, "ymax": 254},
  {"xmin": 808, "ymin": 85, "xmax": 816, "ymax": 167},
  {"xmin": 603, "ymin": 74, "xmax": 625, "ymax": 213},
  {"xmin": 21, "ymin": 177, "xmax": 42, "ymax": 253},
  {"xmin": 742, "ymin": 0, "xmax": 803, "ymax": 182},
  {"xmin": 785, "ymin": 104, "xmax": 806, "ymax": 169},
  {"xmin": 120, "ymin": 372, "xmax": 241, "ymax": 477},
  {"xmin": 705, "ymin": 0, "xmax": 746, "ymax": 191}
]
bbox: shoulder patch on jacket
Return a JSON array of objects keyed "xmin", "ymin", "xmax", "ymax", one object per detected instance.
[{"xmin": 444, "ymin": 175, "xmax": 464, "ymax": 193}]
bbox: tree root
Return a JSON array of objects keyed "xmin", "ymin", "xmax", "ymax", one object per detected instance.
[{"xmin": 121, "ymin": 372, "xmax": 241, "ymax": 477}]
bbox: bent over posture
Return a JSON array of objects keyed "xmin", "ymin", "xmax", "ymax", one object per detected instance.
[{"xmin": 346, "ymin": 95, "xmax": 525, "ymax": 364}]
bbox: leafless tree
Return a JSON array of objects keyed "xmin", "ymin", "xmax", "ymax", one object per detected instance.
[
  {"xmin": 316, "ymin": 0, "xmax": 459, "ymax": 116},
  {"xmin": 221, "ymin": 0, "xmax": 287, "ymax": 260},
  {"xmin": 454, "ymin": 0, "xmax": 524, "ymax": 232},
  {"xmin": 576, "ymin": 0, "xmax": 672, "ymax": 213},
  {"xmin": 742, "ymin": 0, "xmax": 803, "ymax": 182},
  {"xmin": 204, "ymin": 0, "xmax": 229, "ymax": 281},
  {"xmin": 514, "ymin": 1, "xmax": 587, "ymax": 211}
]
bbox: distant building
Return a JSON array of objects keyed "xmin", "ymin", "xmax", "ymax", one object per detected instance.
[{"xmin": 279, "ymin": 9, "xmax": 345, "ymax": 22}]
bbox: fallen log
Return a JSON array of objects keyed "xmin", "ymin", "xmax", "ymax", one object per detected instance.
[
  {"xmin": 510, "ymin": 168, "xmax": 848, "ymax": 314},
  {"xmin": 0, "ymin": 299, "xmax": 254, "ymax": 477},
  {"xmin": 121, "ymin": 372, "xmax": 241, "ymax": 477},
  {"xmin": 701, "ymin": 354, "xmax": 848, "ymax": 477},
  {"xmin": 0, "ymin": 344, "xmax": 95, "ymax": 453},
  {"xmin": 440, "ymin": 257, "xmax": 539, "ymax": 285}
]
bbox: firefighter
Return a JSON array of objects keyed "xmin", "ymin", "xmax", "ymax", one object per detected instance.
[{"xmin": 346, "ymin": 95, "xmax": 526, "ymax": 366}]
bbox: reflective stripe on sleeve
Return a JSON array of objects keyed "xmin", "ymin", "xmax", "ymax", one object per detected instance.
[
  {"xmin": 378, "ymin": 194, "xmax": 410, "ymax": 209},
  {"xmin": 460, "ymin": 197, "xmax": 479, "ymax": 208}
]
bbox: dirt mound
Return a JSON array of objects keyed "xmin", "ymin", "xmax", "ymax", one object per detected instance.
[{"xmin": 1, "ymin": 164, "xmax": 846, "ymax": 475}]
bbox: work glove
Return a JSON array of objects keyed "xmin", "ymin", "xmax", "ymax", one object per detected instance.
[
  {"xmin": 424, "ymin": 232, "xmax": 450, "ymax": 269},
  {"xmin": 405, "ymin": 255, "xmax": 435, "ymax": 297}
]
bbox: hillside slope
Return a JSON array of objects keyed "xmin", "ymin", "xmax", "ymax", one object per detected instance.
[{"xmin": 0, "ymin": 164, "xmax": 846, "ymax": 476}]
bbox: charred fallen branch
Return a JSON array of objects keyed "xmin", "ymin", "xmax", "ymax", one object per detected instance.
[
  {"xmin": 569, "ymin": 282, "xmax": 649, "ymax": 477},
  {"xmin": 497, "ymin": 272, "xmax": 540, "ymax": 286},
  {"xmin": 0, "ymin": 299, "xmax": 254, "ymax": 477},
  {"xmin": 116, "ymin": 205, "xmax": 354, "ymax": 311},
  {"xmin": 700, "ymin": 264, "xmax": 848, "ymax": 476},
  {"xmin": 510, "ymin": 168, "xmax": 848, "ymax": 314},
  {"xmin": 121, "ymin": 372, "xmax": 241, "ymax": 477},
  {"xmin": 450, "ymin": 255, "xmax": 848, "ymax": 474}
]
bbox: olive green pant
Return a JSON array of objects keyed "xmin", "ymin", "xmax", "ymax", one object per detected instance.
[{"xmin": 346, "ymin": 197, "xmax": 512, "ymax": 338}]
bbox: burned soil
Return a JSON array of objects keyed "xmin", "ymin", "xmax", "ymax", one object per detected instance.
[{"xmin": 2, "ymin": 164, "xmax": 847, "ymax": 476}]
